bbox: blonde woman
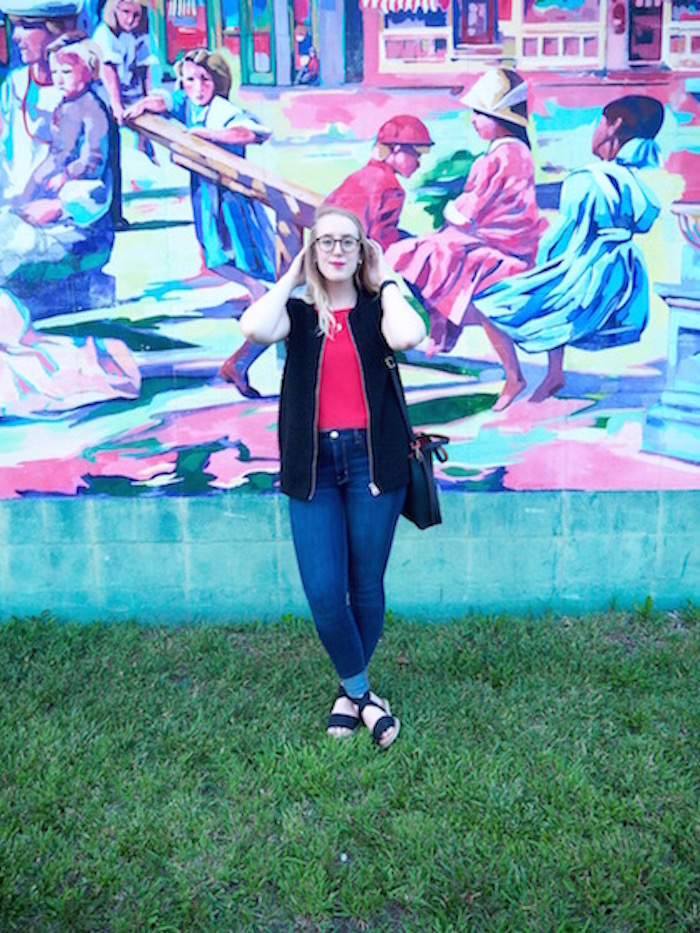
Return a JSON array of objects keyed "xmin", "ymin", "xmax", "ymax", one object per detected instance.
[{"xmin": 240, "ymin": 206, "xmax": 426, "ymax": 749}]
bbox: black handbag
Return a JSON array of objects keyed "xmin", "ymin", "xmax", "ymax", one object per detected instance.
[{"xmin": 386, "ymin": 356, "xmax": 449, "ymax": 529}]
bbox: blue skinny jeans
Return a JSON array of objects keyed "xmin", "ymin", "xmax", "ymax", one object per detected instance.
[{"xmin": 289, "ymin": 429, "xmax": 405, "ymax": 685}]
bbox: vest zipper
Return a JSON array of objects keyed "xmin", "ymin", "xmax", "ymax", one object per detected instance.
[
  {"xmin": 308, "ymin": 336, "xmax": 326, "ymax": 501},
  {"xmin": 347, "ymin": 316, "xmax": 379, "ymax": 496}
]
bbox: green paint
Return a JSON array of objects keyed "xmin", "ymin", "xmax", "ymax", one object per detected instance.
[{"xmin": 408, "ymin": 392, "xmax": 497, "ymax": 426}]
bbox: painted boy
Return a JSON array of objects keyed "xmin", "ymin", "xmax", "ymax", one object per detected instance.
[
  {"xmin": 19, "ymin": 33, "xmax": 111, "ymax": 209},
  {"xmin": 221, "ymin": 114, "xmax": 434, "ymax": 396}
]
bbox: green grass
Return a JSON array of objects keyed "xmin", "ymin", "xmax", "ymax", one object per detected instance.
[{"xmin": 1, "ymin": 607, "xmax": 698, "ymax": 932}]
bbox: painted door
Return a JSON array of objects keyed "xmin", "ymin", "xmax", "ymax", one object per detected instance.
[
  {"xmin": 241, "ymin": 0, "xmax": 276, "ymax": 83},
  {"xmin": 629, "ymin": 0, "xmax": 663, "ymax": 61}
]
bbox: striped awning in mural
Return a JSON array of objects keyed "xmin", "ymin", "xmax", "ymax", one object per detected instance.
[{"xmin": 361, "ymin": 0, "xmax": 451, "ymax": 13}]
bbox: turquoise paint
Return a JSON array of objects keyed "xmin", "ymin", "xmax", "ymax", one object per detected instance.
[{"xmin": 1, "ymin": 492, "xmax": 697, "ymax": 623}]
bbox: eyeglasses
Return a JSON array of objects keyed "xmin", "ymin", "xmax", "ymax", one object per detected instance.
[{"xmin": 314, "ymin": 235, "xmax": 361, "ymax": 254}]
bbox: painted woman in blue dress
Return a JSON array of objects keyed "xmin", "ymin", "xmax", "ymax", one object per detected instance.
[
  {"xmin": 126, "ymin": 48, "xmax": 275, "ymax": 287},
  {"xmin": 474, "ymin": 95, "xmax": 664, "ymax": 406}
]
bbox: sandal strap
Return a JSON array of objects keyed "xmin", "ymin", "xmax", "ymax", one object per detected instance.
[
  {"xmin": 357, "ymin": 692, "xmax": 398, "ymax": 744},
  {"xmin": 328, "ymin": 684, "xmax": 360, "ymax": 732},
  {"xmin": 328, "ymin": 712, "xmax": 359, "ymax": 731},
  {"xmin": 369, "ymin": 713, "xmax": 396, "ymax": 744}
]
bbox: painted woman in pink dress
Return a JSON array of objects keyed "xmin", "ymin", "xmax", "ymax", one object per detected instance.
[{"xmin": 387, "ymin": 68, "xmax": 546, "ymax": 410}]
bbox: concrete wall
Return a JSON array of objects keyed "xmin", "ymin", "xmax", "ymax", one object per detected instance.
[{"xmin": 2, "ymin": 490, "xmax": 697, "ymax": 624}]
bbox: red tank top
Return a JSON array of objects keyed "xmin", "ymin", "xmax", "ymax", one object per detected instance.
[{"xmin": 317, "ymin": 308, "xmax": 368, "ymax": 430}]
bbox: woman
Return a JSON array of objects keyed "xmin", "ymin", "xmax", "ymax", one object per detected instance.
[
  {"xmin": 474, "ymin": 95, "xmax": 664, "ymax": 403},
  {"xmin": 240, "ymin": 206, "xmax": 426, "ymax": 749},
  {"xmin": 386, "ymin": 68, "xmax": 545, "ymax": 409}
]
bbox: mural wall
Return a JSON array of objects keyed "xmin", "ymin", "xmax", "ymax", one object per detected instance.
[{"xmin": 1, "ymin": 0, "xmax": 699, "ymax": 499}]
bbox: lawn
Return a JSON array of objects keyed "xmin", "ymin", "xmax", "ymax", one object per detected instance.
[{"xmin": 1, "ymin": 606, "xmax": 697, "ymax": 931}]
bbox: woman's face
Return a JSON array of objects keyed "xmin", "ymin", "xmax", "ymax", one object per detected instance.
[
  {"xmin": 471, "ymin": 111, "xmax": 500, "ymax": 141},
  {"xmin": 181, "ymin": 60, "xmax": 216, "ymax": 106},
  {"xmin": 313, "ymin": 213, "xmax": 363, "ymax": 285},
  {"xmin": 11, "ymin": 19, "xmax": 53, "ymax": 65},
  {"xmin": 114, "ymin": 1, "xmax": 143, "ymax": 32}
]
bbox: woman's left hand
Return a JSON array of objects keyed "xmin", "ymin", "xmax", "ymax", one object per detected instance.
[{"xmin": 365, "ymin": 239, "xmax": 396, "ymax": 290}]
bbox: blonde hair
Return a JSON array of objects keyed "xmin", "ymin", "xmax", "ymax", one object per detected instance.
[
  {"xmin": 175, "ymin": 48, "xmax": 232, "ymax": 99},
  {"xmin": 47, "ymin": 33, "xmax": 101, "ymax": 81},
  {"xmin": 303, "ymin": 205, "xmax": 378, "ymax": 338},
  {"xmin": 102, "ymin": 0, "xmax": 148, "ymax": 35}
]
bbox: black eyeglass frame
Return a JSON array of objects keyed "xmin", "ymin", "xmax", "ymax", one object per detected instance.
[{"xmin": 313, "ymin": 235, "xmax": 362, "ymax": 254}]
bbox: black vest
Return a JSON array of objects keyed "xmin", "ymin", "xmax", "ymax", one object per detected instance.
[{"xmin": 278, "ymin": 291, "xmax": 410, "ymax": 500}]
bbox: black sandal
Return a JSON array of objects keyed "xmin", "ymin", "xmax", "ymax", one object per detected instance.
[
  {"xmin": 327, "ymin": 684, "xmax": 360, "ymax": 736},
  {"xmin": 357, "ymin": 691, "xmax": 401, "ymax": 749}
]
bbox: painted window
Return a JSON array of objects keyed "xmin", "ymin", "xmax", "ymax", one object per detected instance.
[
  {"xmin": 453, "ymin": 0, "xmax": 496, "ymax": 44},
  {"xmin": 672, "ymin": 0, "xmax": 700, "ymax": 19},
  {"xmin": 523, "ymin": 0, "xmax": 600, "ymax": 23},
  {"xmin": 165, "ymin": 0, "xmax": 209, "ymax": 62},
  {"xmin": 248, "ymin": 0, "xmax": 273, "ymax": 75},
  {"xmin": 222, "ymin": 0, "xmax": 242, "ymax": 56}
]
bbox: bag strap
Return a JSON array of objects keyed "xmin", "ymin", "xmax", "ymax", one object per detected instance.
[{"xmin": 385, "ymin": 355, "xmax": 417, "ymax": 444}]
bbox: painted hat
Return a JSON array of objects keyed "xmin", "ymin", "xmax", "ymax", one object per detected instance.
[
  {"xmin": 376, "ymin": 115, "xmax": 435, "ymax": 149},
  {"xmin": 0, "ymin": 0, "xmax": 83, "ymax": 16},
  {"xmin": 460, "ymin": 69, "xmax": 529, "ymax": 128}
]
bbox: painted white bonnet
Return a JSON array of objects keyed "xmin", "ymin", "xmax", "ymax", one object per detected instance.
[
  {"xmin": 0, "ymin": 0, "xmax": 83, "ymax": 15},
  {"xmin": 460, "ymin": 69, "xmax": 529, "ymax": 128}
]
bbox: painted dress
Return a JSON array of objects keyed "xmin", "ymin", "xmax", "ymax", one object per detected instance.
[
  {"xmin": 0, "ymin": 288, "xmax": 140, "ymax": 418},
  {"xmin": 386, "ymin": 137, "xmax": 544, "ymax": 326},
  {"xmin": 169, "ymin": 91, "xmax": 275, "ymax": 280},
  {"xmin": 325, "ymin": 159, "xmax": 405, "ymax": 250},
  {"xmin": 474, "ymin": 138, "xmax": 662, "ymax": 352}
]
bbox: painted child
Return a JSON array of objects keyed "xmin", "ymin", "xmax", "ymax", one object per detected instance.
[
  {"xmin": 326, "ymin": 114, "xmax": 434, "ymax": 250},
  {"xmin": 126, "ymin": 48, "xmax": 275, "ymax": 284},
  {"xmin": 474, "ymin": 95, "xmax": 664, "ymax": 404},
  {"xmin": 386, "ymin": 68, "xmax": 546, "ymax": 408},
  {"xmin": 2, "ymin": 32, "xmax": 113, "ymax": 284},
  {"xmin": 19, "ymin": 34, "xmax": 111, "ymax": 207},
  {"xmin": 92, "ymin": 0, "xmax": 155, "ymax": 126},
  {"xmin": 92, "ymin": 0, "xmax": 157, "ymax": 226}
]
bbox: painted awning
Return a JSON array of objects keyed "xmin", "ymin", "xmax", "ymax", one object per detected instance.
[{"xmin": 361, "ymin": 0, "xmax": 451, "ymax": 13}]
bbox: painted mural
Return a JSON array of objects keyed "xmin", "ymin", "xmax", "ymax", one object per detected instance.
[{"xmin": 0, "ymin": 0, "xmax": 698, "ymax": 498}]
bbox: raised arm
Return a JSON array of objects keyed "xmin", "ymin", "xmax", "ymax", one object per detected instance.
[
  {"xmin": 124, "ymin": 93, "xmax": 168, "ymax": 120},
  {"xmin": 239, "ymin": 250, "xmax": 306, "ymax": 345},
  {"xmin": 100, "ymin": 63, "xmax": 125, "ymax": 125},
  {"xmin": 367, "ymin": 240, "xmax": 427, "ymax": 350}
]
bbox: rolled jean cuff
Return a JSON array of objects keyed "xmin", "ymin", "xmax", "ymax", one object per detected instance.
[{"xmin": 342, "ymin": 669, "xmax": 370, "ymax": 700}]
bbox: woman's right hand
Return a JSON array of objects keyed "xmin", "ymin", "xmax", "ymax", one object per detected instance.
[{"xmin": 285, "ymin": 244, "xmax": 307, "ymax": 289}]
